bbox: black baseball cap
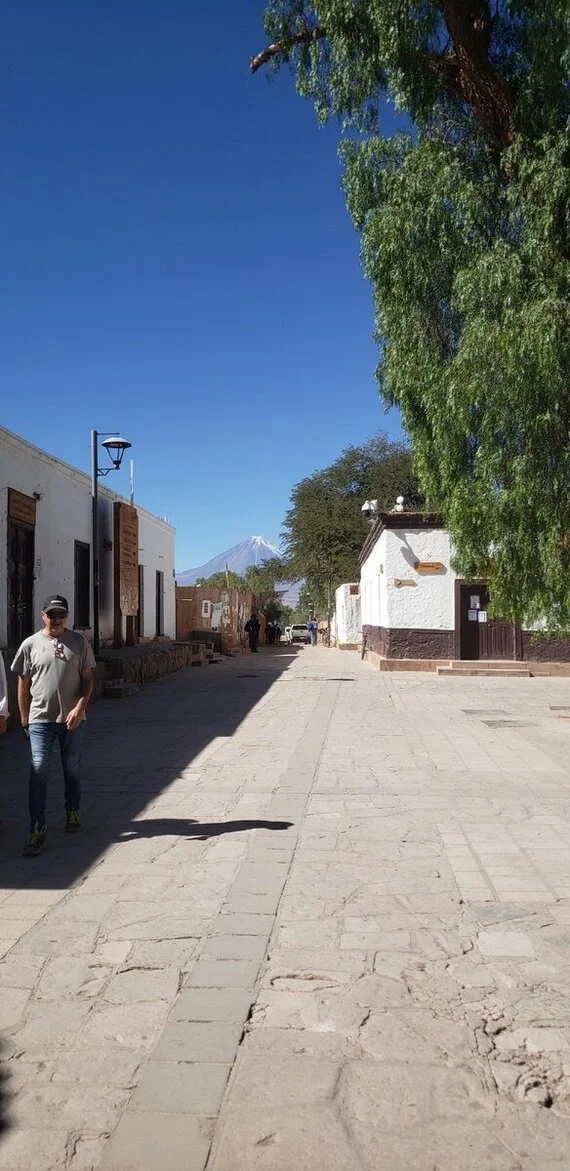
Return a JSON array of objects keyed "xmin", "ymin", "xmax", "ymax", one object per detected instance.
[{"xmin": 42, "ymin": 594, "xmax": 69, "ymax": 614}]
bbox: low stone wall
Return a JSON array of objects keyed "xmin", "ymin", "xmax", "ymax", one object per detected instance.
[{"xmin": 100, "ymin": 642, "xmax": 201, "ymax": 685}]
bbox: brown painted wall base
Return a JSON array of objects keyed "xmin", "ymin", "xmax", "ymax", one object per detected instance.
[
  {"xmin": 522, "ymin": 633, "xmax": 570, "ymax": 663},
  {"xmin": 363, "ymin": 625, "xmax": 454, "ymax": 660}
]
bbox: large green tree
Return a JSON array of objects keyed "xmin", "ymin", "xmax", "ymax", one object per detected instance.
[
  {"xmin": 282, "ymin": 434, "xmax": 422, "ymax": 617},
  {"xmin": 252, "ymin": 2, "xmax": 570, "ymax": 625}
]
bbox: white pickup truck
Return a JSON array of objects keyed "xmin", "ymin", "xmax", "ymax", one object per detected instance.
[{"xmin": 285, "ymin": 623, "xmax": 311, "ymax": 644}]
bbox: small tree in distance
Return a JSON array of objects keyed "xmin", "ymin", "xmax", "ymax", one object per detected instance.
[{"xmin": 282, "ymin": 433, "xmax": 422, "ymax": 630}]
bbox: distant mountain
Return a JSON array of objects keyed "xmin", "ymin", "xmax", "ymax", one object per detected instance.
[
  {"xmin": 278, "ymin": 580, "xmax": 302, "ymax": 609},
  {"xmin": 176, "ymin": 536, "xmax": 281, "ymax": 586}
]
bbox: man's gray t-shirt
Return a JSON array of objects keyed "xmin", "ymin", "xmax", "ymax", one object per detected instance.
[{"xmin": 11, "ymin": 631, "xmax": 96, "ymax": 724}]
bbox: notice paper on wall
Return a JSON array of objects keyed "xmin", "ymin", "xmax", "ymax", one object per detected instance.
[
  {"xmin": 478, "ymin": 611, "xmax": 488, "ymax": 623},
  {"xmin": 468, "ymin": 609, "xmax": 478, "ymax": 622},
  {"xmin": 470, "ymin": 595, "xmax": 480, "ymax": 609}
]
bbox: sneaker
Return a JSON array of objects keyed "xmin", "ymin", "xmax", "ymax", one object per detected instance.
[
  {"xmin": 23, "ymin": 825, "xmax": 47, "ymax": 856},
  {"xmin": 65, "ymin": 809, "xmax": 82, "ymax": 833}
]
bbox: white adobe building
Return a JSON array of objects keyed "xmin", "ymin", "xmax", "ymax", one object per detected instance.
[
  {"xmin": 331, "ymin": 583, "xmax": 362, "ymax": 650},
  {"xmin": 1, "ymin": 426, "xmax": 175, "ymax": 650},
  {"xmin": 359, "ymin": 510, "xmax": 568, "ymax": 670}
]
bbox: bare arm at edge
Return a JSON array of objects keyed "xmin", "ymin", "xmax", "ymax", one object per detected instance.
[{"xmin": 17, "ymin": 676, "xmax": 31, "ymax": 726}]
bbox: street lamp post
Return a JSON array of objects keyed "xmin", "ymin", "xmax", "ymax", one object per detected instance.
[{"xmin": 91, "ymin": 430, "xmax": 132, "ymax": 657}]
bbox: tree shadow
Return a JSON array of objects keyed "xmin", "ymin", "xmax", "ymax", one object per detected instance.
[{"xmin": 0, "ymin": 646, "xmax": 301, "ymax": 890}]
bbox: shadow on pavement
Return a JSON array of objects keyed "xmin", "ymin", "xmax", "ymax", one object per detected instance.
[
  {"xmin": 117, "ymin": 818, "xmax": 293, "ymax": 840},
  {"xmin": 0, "ymin": 646, "xmax": 301, "ymax": 890}
]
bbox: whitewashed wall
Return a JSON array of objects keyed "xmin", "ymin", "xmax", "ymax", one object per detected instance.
[
  {"xmin": 334, "ymin": 584, "xmax": 362, "ymax": 646},
  {"xmin": 361, "ymin": 528, "xmax": 388, "ymax": 628},
  {"xmin": 0, "ymin": 427, "xmax": 175, "ymax": 646},
  {"xmin": 361, "ymin": 526, "xmax": 454, "ymax": 631}
]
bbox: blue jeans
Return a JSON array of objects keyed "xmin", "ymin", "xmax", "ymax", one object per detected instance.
[{"xmin": 28, "ymin": 722, "xmax": 85, "ymax": 831}]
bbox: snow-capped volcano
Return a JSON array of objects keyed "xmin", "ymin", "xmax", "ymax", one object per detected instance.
[{"xmin": 176, "ymin": 536, "xmax": 281, "ymax": 586}]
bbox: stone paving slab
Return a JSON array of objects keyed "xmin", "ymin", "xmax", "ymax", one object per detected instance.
[{"xmin": 2, "ymin": 649, "xmax": 570, "ymax": 1167}]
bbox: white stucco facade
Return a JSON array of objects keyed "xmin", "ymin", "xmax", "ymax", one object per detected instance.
[
  {"xmin": 361, "ymin": 526, "xmax": 454, "ymax": 631},
  {"xmin": 1, "ymin": 426, "xmax": 175, "ymax": 648},
  {"xmin": 332, "ymin": 584, "xmax": 362, "ymax": 648}
]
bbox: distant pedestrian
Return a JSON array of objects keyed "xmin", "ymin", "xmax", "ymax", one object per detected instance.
[
  {"xmin": 266, "ymin": 622, "xmax": 275, "ymax": 646},
  {"xmin": 274, "ymin": 625, "xmax": 282, "ymax": 645},
  {"xmin": 307, "ymin": 617, "xmax": 318, "ymax": 647},
  {"xmin": 244, "ymin": 613, "xmax": 260, "ymax": 654},
  {"xmin": 11, "ymin": 594, "xmax": 95, "ymax": 857}
]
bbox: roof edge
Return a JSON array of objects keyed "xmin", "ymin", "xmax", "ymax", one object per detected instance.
[{"xmin": 359, "ymin": 512, "xmax": 444, "ymax": 565}]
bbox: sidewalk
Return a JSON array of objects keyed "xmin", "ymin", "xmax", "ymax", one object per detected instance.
[{"xmin": 1, "ymin": 647, "xmax": 570, "ymax": 1168}]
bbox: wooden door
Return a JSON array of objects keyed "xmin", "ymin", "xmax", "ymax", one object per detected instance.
[
  {"xmin": 458, "ymin": 584, "xmax": 483, "ymax": 660},
  {"xmin": 155, "ymin": 570, "xmax": 164, "ymax": 636},
  {"xmin": 457, "ymin": 582, "xmax": 520, "ymax": 660},
  {"xmin": 479, "ymin": 610, "xmax": 520, "ymax": 660},
  {"xmin": 8, "ymin": 521, "xmax": 35, "ymax": 646}
]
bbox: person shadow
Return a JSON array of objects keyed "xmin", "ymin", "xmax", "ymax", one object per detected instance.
[{"xmin": 115, "ymin": 818, "xmax": 293, "ymax": 841}]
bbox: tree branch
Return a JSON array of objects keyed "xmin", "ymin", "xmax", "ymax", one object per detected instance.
[{"xmin": 250, "ymin": 27, "xmax": 326, "ymax": 74}]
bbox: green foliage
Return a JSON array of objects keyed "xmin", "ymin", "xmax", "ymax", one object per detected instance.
[
  {"xmin": 257, "ymin": 1, "xmax": 570, "ymax": 623},
  {"xmin": 244, "ymin": 558, "xmax": 289, "ymax": 603},
  {"xmin": 282, "ymin": 433, "xmax": 422, "ymax": 613},
  {"xmin": 196, "ymin": 571, "xmax": 248, "ymax": 589},
  {"xmin": 263, "ymin": 599, "xmax": 292, "ymax": 626}
]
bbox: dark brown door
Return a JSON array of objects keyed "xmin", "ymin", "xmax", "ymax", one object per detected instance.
[
  {"xmin": 480, "ymin": 612, "xmax": 520, "ymax": 660},
  {"xmin": 8, "ymin": 521, "xmax": 35, "ymax": 647},
  {"xmin": 74, "ymin": 540, "xmax": 90, "ymax": 629},
  {"xmin": 458, "ymin": 583, "xmax": 520, "ymax": 660},
  {"xmin": 458, "ymin": 584, "xmax": 483, "ymax": 660},
  {"xmin": 135, "ymin": 565, "xmax": 144, "ymax": 639},
  {"xmin": 155, "ymin": 570, "xmax": 164, "ymax": 636}
]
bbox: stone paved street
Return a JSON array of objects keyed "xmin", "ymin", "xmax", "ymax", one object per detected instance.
[{"xmin": 2, "ymin": 647, "xmax": 570, "ymax": 1169}]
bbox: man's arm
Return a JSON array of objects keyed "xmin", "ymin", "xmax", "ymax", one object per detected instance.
[
  {"xmin": 17, "ymin": 676, "xmax": 31, "ymax": 728},
  {"xmin": 66, "ymin": 668, "xmax": 94, "ymax": 730}
]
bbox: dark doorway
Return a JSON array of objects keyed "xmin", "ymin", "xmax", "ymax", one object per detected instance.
[
  {"xmin": 7, "ymin": 522, "xmax": 35, "ymax": 647},
  {"xmin": 456, "ymin": 583, "xmax": 521, "ymax": 661},
  {"xmin": 135, "ymin": 565, "xmax": 144, "ymax": 639},
  {"xmin": 155, "ymin": 570, "xmax": 164, "ymax": 637},
  {"xmin": 74, "ymin": 541, "xmax": 90, "ymax": 629}
]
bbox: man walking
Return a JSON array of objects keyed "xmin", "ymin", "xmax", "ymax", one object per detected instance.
[
  {"xmin": 11, "ymin": 594, "xmax": 95, "ymax": 856},
  {"xmin": 307, "ymin": 616, "xmax": 318, "ymax": 647},
  {"xmin": 244, "ymin": 612, "xmax": 260, "ymax": 654}
]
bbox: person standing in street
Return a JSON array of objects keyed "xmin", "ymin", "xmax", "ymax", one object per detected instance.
[
  {"xmin": 307, "ymin": 616, "xmax": 318, "ymax": 647},
  {"xmin": 244, "ymin": 613, "xmax": 260, "ymax": 653},
  {"xmin": 11, "ymin": 594, "xmax": 95, "ymax": 856}
]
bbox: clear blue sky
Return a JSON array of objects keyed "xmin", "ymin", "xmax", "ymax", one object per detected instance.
[{"xmin": 1, "ymin": 1, "xmax": 403, "ymax": 571}]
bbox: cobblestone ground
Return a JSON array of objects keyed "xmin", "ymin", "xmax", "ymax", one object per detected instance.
[{"xmin": 2, "ymin": 647, "xmax": 570, "ymax": 1169}]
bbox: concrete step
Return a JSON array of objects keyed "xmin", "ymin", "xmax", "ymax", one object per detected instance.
[
  {"xmin": 448, "ymin": 660, "xmax": 528, "ymax": 671},
  {"xmin": 103, "ymin": 679, "xmax": 140, "ymax": 698},
  {"xmin": 437, "ymin": 666, "xmax": 531, "ymax": 678}
]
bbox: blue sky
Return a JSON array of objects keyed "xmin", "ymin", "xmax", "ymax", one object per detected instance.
[{"xmin": 1, "ymin": 1, "xmax": 403, "ymax": 571}]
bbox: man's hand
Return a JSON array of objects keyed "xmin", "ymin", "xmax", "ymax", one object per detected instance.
[
  {"xmin": 66, "ymin": 703, "xmax": 85, "ymax": 731},
  {"xmin": 0, "ymin": 715, "xmax": 6, "ymax": 736}
]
